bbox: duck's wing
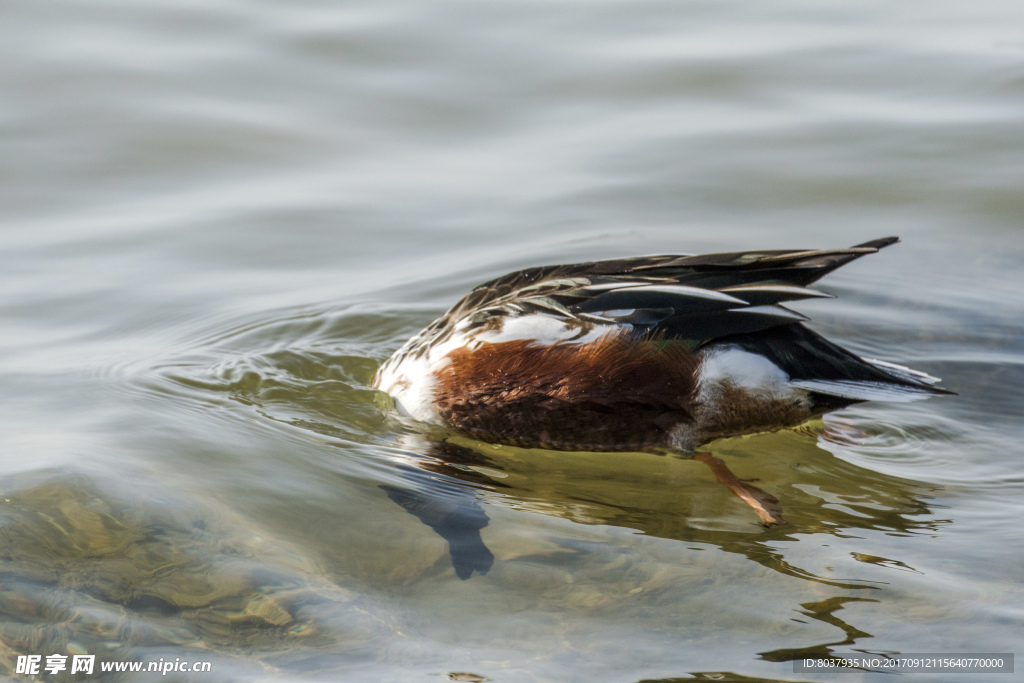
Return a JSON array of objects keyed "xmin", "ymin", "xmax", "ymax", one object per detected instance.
[
  {"xmin": 446, "ymin": 237, "xmax": 900, "ymax": 347},
  {"xmin": 629, "ymin": 236, "xmax": 901, "ymax": 289}
]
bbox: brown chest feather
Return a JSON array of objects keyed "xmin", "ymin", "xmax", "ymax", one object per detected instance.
[{"xmin": 432, "ymin": 333, "xmax": 700, "ymax": 450}]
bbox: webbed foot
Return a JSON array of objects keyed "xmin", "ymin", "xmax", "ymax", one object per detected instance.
[{"xmin": 693, "ymin": 452, "xmax": 788, "ymax": 526}]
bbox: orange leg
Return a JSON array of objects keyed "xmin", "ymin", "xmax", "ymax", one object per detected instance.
[{"xmin": 693, "ymin": 452, "xmax": 787, "ymax": 526}]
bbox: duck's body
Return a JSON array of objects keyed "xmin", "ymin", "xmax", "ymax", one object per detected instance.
[{"xmin": 374, "ymin": 237, "xmax": 950, "ymax": 454}]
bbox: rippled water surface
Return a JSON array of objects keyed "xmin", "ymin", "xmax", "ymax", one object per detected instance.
[{"xmin": 3, "ymin": 1, "xmax": 1024, "ymax": 681}]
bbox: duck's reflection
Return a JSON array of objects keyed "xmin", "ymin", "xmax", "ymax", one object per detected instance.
[
  {"xmin": 380, "ymin": 424, "xmax": 943, "ymax": 585},
  {"xmin": 382, "ymin": 469, "xmax": 495, "ymax": 580}
]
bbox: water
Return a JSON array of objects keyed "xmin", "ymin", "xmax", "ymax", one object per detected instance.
[{"xmin": 2, "ymin": 0, "xmax": 1023, "ymax": 681}]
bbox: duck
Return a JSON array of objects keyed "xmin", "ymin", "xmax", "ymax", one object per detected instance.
[{"xmin": 373, "ymin": 237, "xmax": 952, "ymax": 525}]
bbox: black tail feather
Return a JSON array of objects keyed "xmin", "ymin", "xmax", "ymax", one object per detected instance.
[{"xmin": 724, "ymin": 323, "xmax": 950, "ymax": 396}]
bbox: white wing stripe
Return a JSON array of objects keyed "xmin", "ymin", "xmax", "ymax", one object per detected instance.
[
  {"xmin": 583, "ymin": 283, "xmax": 748, "ymax": 304},
  {"xmin": 731, "ymin": 305, "xmax": 809, "ymax": 321},
  {"xmin": 792, "ymin": 379, "xmax": 935, "ymax": 402},
  {"xmin": 719, "ymin": 284, "xmax": 834, "ymax": 299},
  {"xmin": 862, "ymin": 358, "xmax": 942, "ymax": 385}
]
